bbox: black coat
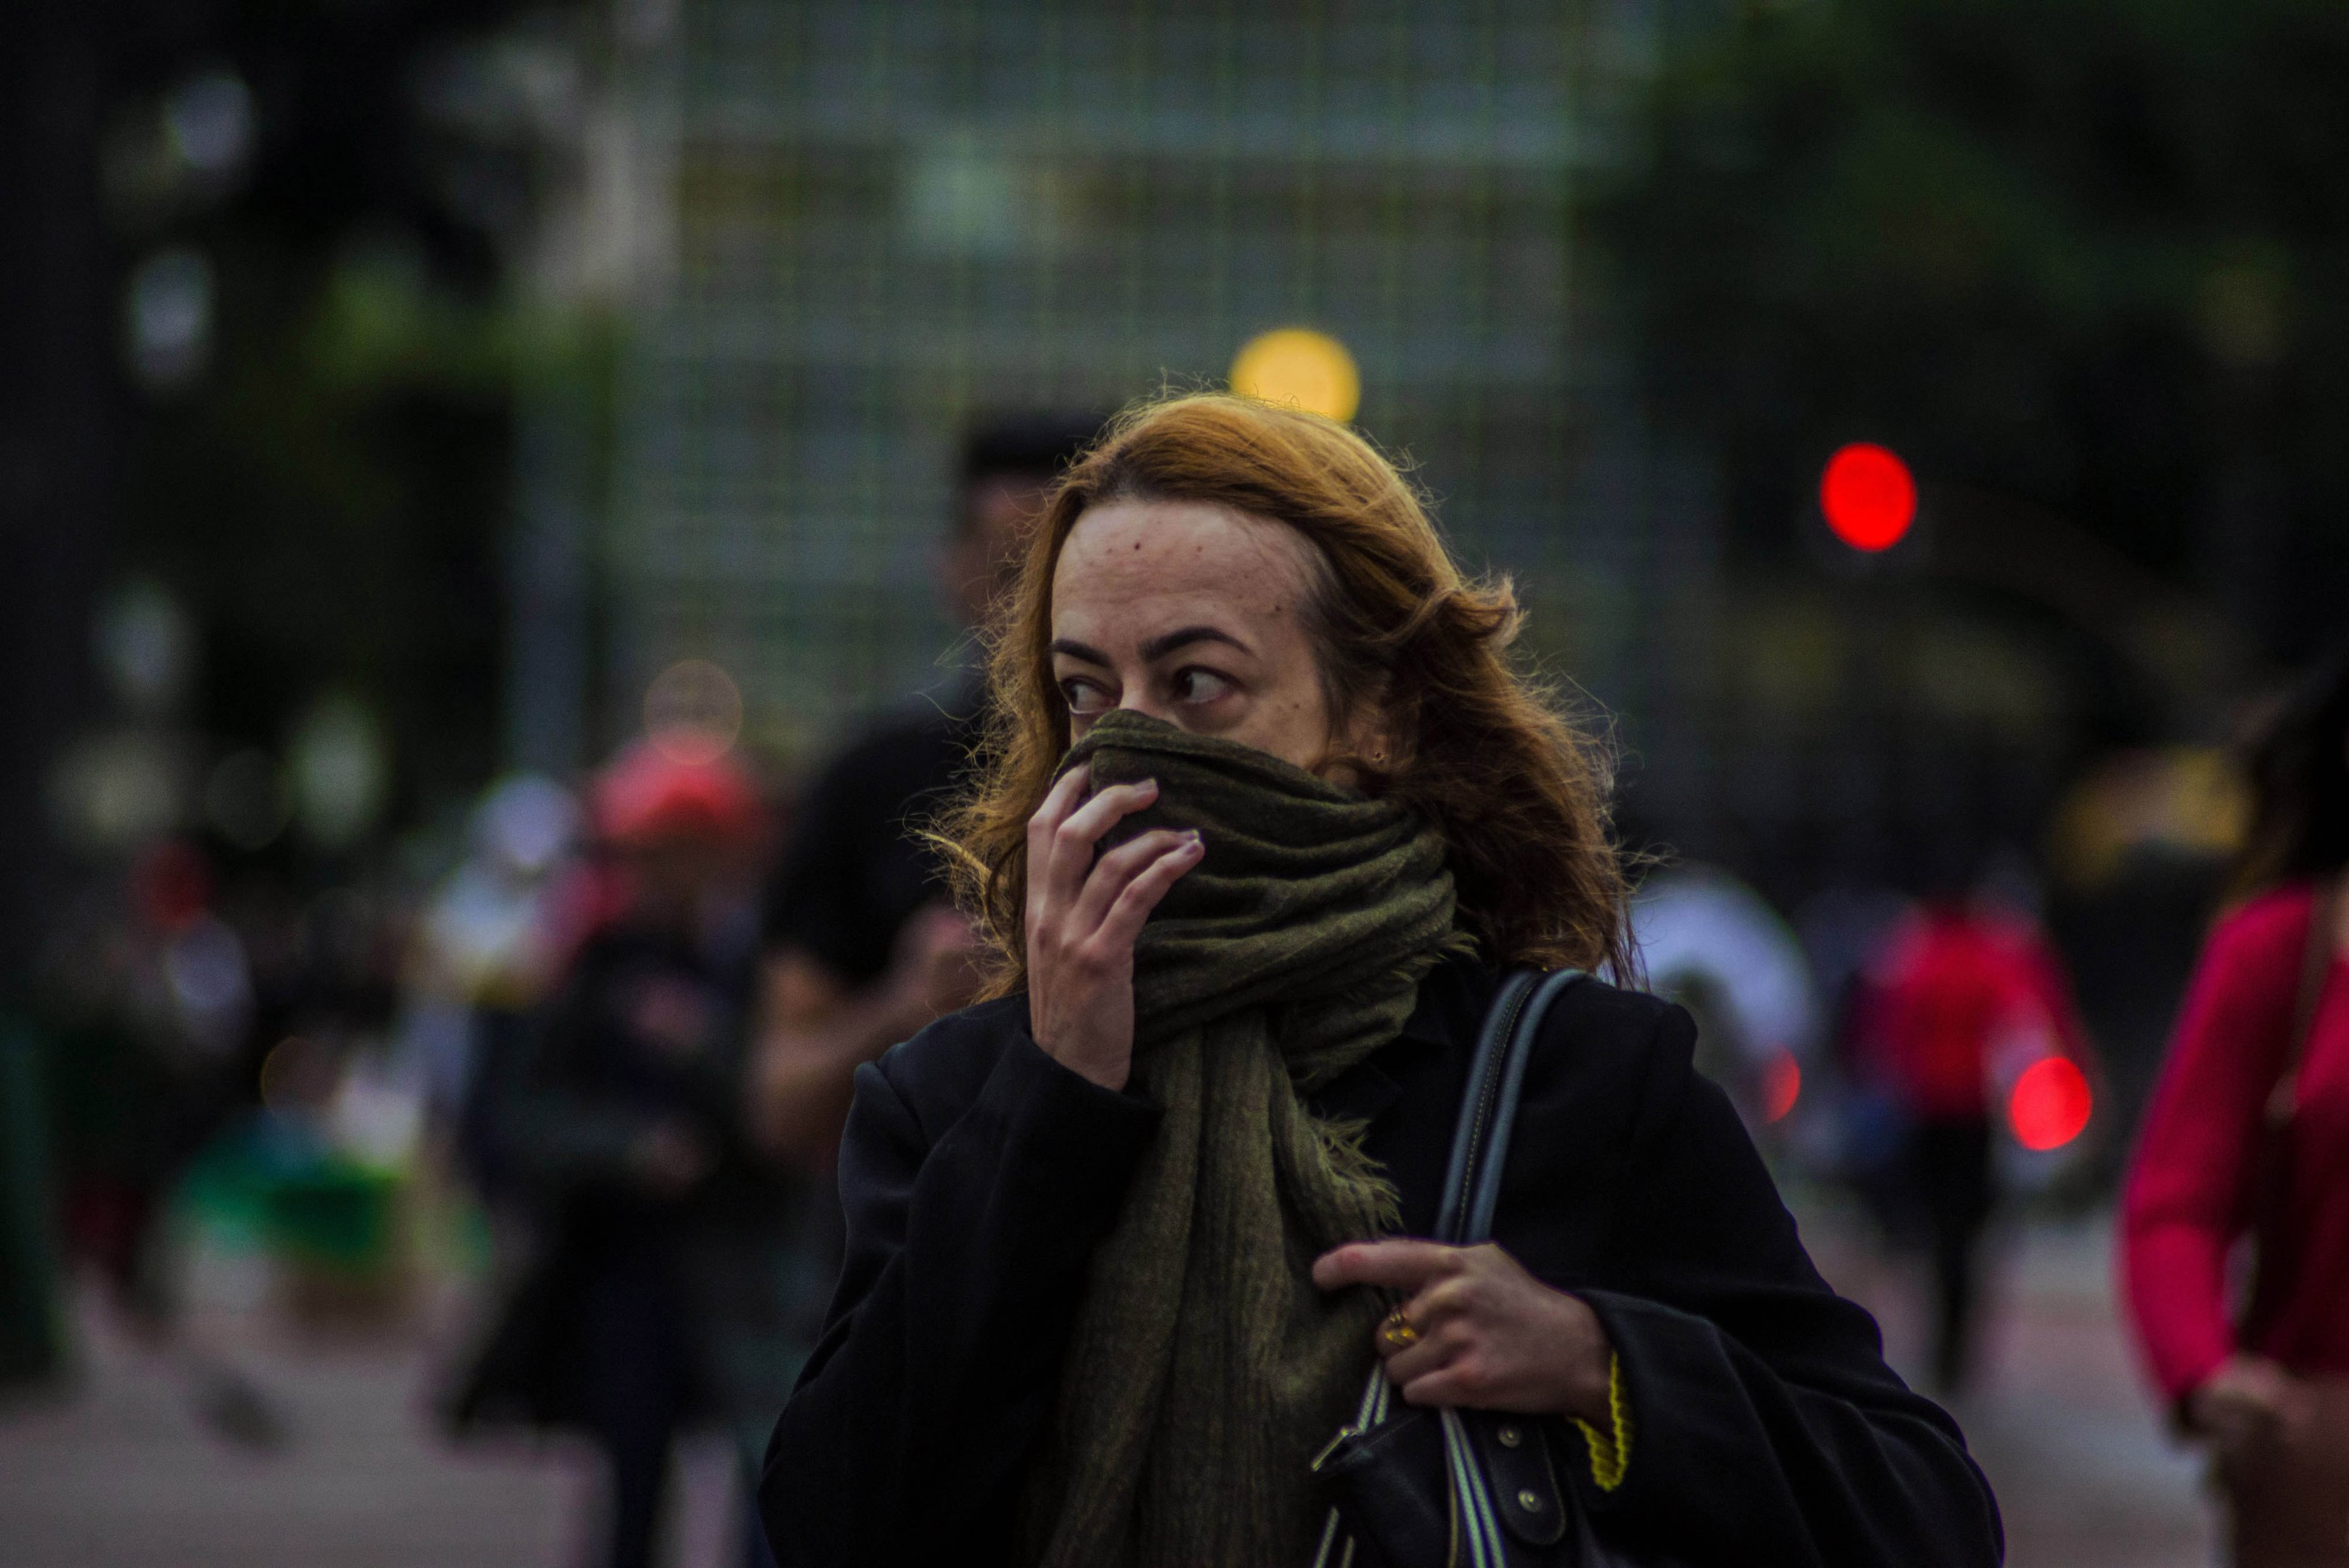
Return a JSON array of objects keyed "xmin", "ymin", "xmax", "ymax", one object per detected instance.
[
  {"xmin": 760, "ymin": 955, "xmax": 2003, "ymax": 1567},
  {"xmin": 452, "ymin": 917, "xmax": 818, "ymax": 1435}
]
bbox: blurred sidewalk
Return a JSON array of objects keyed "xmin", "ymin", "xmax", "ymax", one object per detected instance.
[
  {"xmin": 1, "ymin": 1209, "xmax": 2213, "ymax": 1567},
  {"xmin": 1800, "ymin": 1196, "xmax": 2218, "ymax": 1568},
  {"xmin": 0, "ymin": 1259, "xmax": 740, "ymax": 1568}
]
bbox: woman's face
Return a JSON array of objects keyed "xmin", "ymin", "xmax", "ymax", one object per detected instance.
[{"xmin": 1050, "ymin": 499, "xmax": 1359, "ymax": 776}]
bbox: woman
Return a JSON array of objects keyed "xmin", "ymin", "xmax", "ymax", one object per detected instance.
[
  {"xmin": 2123, "ymin": 648, "xmax": 2349, "ymax": 1565},
  {"xmin": 760, "ymin": 394, "xmax": 2001, "ymax": 1568}
]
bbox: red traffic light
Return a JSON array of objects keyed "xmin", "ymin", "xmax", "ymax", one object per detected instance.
[
  {"xmin": 1820, "ymin": 443, "xmax": 1917, "ymax": 552},
  {"xmin": 2008, "ymin": 1056, "xmax": 2092, "ymax": 1152}
]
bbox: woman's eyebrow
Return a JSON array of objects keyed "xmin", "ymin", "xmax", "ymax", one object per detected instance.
[
  {"xmin": 1138, "ymin": 626, "xmax": 1252, "ymax": 661},
  {"xmin": 1047, "ymin": 637, "xmax": 1113, "ymax": 664}
]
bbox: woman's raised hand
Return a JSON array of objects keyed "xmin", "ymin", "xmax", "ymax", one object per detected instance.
[
  {"xmin": 1025, "ymin": 767, "xmax": 1205, "ymax": 1091},
  {"xmin": 1312, "ymin": 1240, "xmax": 1614, "ymax": 1423}
]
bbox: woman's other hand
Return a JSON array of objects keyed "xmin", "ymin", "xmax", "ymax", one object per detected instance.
[
  {"xmin": 1313, "ymin": 1239, "xmax": 1614, "ymax": 1424},
  {"xmin": 2189, "ymin": 1354, "xmax": 2313, "ymax": 1466},
  {"xmin": 1025, "ymin": 767, "xmax": 1205, "ymax": 1091}
]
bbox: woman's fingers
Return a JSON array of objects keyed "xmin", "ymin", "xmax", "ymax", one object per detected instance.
[
  {"xmin": 1402, "ymin": 1274, "xmax": 1476, "ymax": 1332},
  {"xmin": 1020, "ymin": 767, "xmax": 1170, "ymax": 1096},
  {"xmin": 1394, "ymin": 1363, "xmax": 1488, "ymax": 1409},
  {"xmin": 1026, "ymin": 768, "xmax": 1095, "ymax": 920},
  {"xmin": 1378, "ymin": 1285, "xmax": 1492, "ymax": 1406},
  {"xmin": 1336, "ymin": 1241, "xmax": 1610, "ymax": 1421},
  {"xmin": 1093, "ymin": 835, "xmax": 1204, "ymax": 950},
  {"xmin": 1031, "ymin": 767, "xmax": 1107, "ymax": 912},
  {"xmin": 1059, "ymin": 777, "xmax": 1159, "ymax": 847},
  {"xmin": 1379, "ymin": 1312, "xmax": 1471, "ymax": 1379},
  {"xmin": 1368, "ymin": 1269, "xmax": 1480, "ymax": 1375},
  {"xmin": 1312, "ymin": 1238, "xmax": 1467, "ymax": 1294},
  {"xmin": 1069, "ymin": 828, "xmax": 1190, "ymax": 932},
  {"xmin": 1029, "ymin": 764, "xmax": 1091, "ymax": 838},
  {"xmin": 1041, "ymin": 777, "xmax": 1159, "ymax": 910}
]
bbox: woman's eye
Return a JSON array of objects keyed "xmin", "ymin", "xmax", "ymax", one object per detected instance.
[
  {"xmin": 1172, "ymin": 668, "xmax": 1235, "ymax": 704},
  {"xmin": 1059, "ymin": 678, "xmax": 1110, "ymax": 714}
]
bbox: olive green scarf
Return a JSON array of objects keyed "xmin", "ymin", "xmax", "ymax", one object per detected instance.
[{"xmin": 1021, "ymin": 709, "xmax": 1460, "ymax": 1568}]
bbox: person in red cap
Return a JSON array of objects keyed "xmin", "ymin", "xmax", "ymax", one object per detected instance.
[{"xmin": 452, "ymin": 738, "xmax": 798, "ymax": 1568}]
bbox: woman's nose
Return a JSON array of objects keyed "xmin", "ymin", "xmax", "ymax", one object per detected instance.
[{"xmin": 1117, "ymin": 694, "xmax": 1182, "ymax": 729}]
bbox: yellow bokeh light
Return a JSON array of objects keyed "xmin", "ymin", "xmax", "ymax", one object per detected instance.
[{"xmin": 1228, "ymin": 328, "xmax": 1360, "ymax": 422}]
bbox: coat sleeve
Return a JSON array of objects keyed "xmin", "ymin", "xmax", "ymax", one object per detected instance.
[
  {"xmin": 2120, "ymin": 890, "xmax": 2305, "ymax": 1403},
  {"xmin": 759, "ymin": 1025, "xmax": 1161, "ymax": 1567},
  {"xmin": 1575, "ymin": 1005, "xmax": 2004, "ymax": 1568}
]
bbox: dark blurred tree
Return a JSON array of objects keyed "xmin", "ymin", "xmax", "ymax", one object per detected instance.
[
  {"xmin": 97, "ymin": 1, "xmax": 597, "ymax": 844},
  {"xmin": 1, "ymin": 4, "xmax": 119, "ymax": 984},
  {"xmin": 0, "ymin": 0, "xmax": 597, "ymax": 1381},
  {"xmin": 1597, "ymin": 0, "xmax": 2349, "ymax": 671},
  {"xmin": 0, "ymin": 0, "xmax": 603, "ymax": 976}
]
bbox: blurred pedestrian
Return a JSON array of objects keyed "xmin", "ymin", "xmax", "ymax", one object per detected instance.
[
  {"xmin": 38, "ymin": 839, "xmax": 288, "ymax": 1446},
  {"xmin": 740, "ymin": 422, "xmax": 1099, "ymax": 1486},
  {"xmin": 396, "ymin": 773, "xmax": 580, "ymax": 1206},
  {"xmin": 1852, "ymin": 870, "xmax": 2093, "ymax": 1392},
  {"xmin": 761, "ymin": 394, "xmax": 2000, "ymax": 1568},
  {"xmin": 748, "ymin": 417, "xmax": 1101, "ymax": 1173},
  {"xmin": 451, "ymin": 741, "xmax": 791, "ymax": 1568},
  {"xmin": 1630, "ymin": 861, "xmax": 1820, "ymax": 1130},
  {"xmin": 2123, "ymin": 646, "xmax": 2349, "ymax": 1567}
]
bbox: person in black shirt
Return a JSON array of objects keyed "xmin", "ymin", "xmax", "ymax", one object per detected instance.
[{"xmin": 750, "ymin": 417, "xmax": 1100, "ymax": 1164}]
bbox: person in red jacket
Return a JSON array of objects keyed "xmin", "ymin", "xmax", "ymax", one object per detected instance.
[
  {"xmin": 1856, "ymin": 885, "xmax": 2093, "ymax": 1391},
  {"xmin": 2122, "ymin": 645, "xmax": 2349, "ymax": 1566}
]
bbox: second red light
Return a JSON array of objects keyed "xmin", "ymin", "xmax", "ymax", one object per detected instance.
[
  {"xmin": 1820, "ymin": 442, "xmax": 1917, "ymax": 552},
  {"xmin": 2008, "ymin": 1056, "xmax": 2093, "ymax": 1152}
]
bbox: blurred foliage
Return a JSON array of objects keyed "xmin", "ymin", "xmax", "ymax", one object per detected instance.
[
  {"xmin": 128, "ymin": 232, "xmax": 514, "ymax": 821},
  {"xmin": 1598, "ymin": 0, "xmax": 2349, "ymax": 656},
  {"xmin": 112, "ymin": 1, "xmax": 601, "ymax": 831}
]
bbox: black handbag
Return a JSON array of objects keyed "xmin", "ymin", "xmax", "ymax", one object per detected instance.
[{"xmin": 1310, "ymin": 968, "xmax": 1659, "ymax": 1568}]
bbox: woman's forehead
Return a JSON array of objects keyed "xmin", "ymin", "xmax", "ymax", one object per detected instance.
[{"xmin": 1053, "ymin": 499, "xmax": 1314, "ymax": 634}]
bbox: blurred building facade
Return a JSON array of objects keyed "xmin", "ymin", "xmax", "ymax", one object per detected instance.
[
  {"xmin": 602, "ymin": 0, "xmax": 1701, "ymax": 764},
  {"xmin": 592, "ymin": 0, "xmax": 2292, "ymax": 1116},
  {"xmin": 595, "ymin": 0, "xmax": 2165, "ymax": 919}
]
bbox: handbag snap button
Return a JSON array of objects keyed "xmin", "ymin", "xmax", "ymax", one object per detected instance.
[
  {"xmin": 1496, "ymin": 1424, "xmax": 1521, "ymax": 1447},
  {"xmin": 1516, "ymin": 1489, "xmax": 1543, "ymax": 1511}
]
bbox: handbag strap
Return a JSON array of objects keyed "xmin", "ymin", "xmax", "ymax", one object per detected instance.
[
  {"xmin": 1434, "ymin": 968, "xmax": 1590, "ymax": 1246},
  {"xmin": 1313, "ymin": 966, "xmax": 1591, "ymax": 1568},
  {"xmin": 1437, "ymin": 968, "xmax": 1587, "ymax": 1568},
  {"xmin": 1339, "ymin": 965, "xmax": 1590, "ymax": 1421}
]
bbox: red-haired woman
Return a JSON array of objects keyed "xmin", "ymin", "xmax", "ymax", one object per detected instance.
[
  {"xmin": 759, "ymin": 395, "xmax": 2000, "ymax": 1568},
  {"xmin": 2123, "ymin": 649, "xmax": 2349, "ymax": 1566}
]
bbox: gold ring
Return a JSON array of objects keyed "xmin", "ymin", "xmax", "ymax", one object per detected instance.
[{"xmin": 1379, "ymin": 1307, "xmax": 1420, "ymax": 1349}]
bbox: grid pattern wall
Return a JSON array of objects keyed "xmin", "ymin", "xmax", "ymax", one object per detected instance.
[{"xmin": 608, "ymin": 0, "xmax": 1651, "ymax": 761}]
